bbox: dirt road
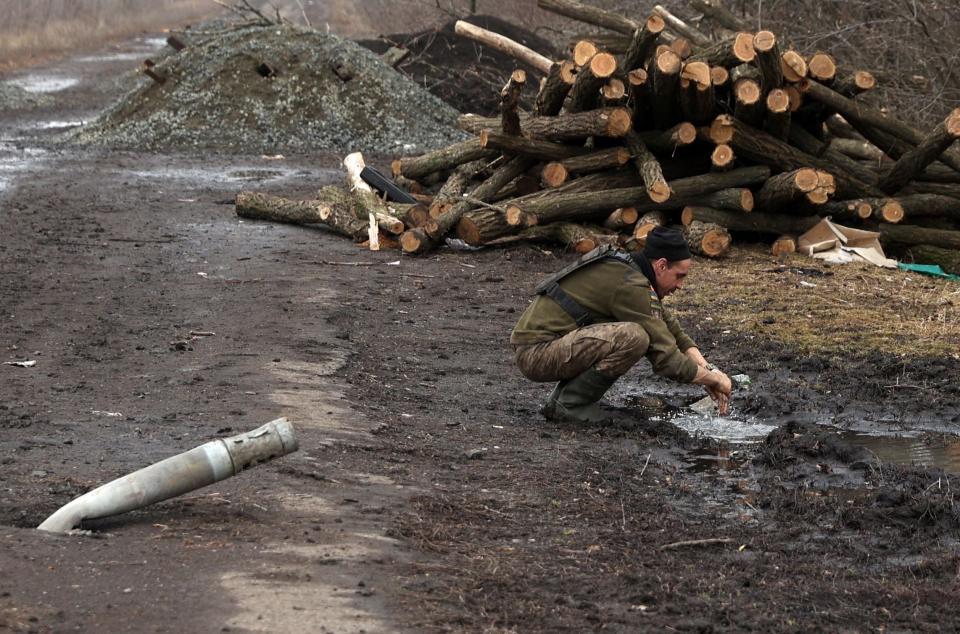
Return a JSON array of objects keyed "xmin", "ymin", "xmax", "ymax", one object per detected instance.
[{"xmin": 2, "ymin": 22, "xmax": 960, "ymax": 634}]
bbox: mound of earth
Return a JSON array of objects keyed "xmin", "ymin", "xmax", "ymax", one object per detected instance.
[
  {"xmin": 357, "ymin": 15, "xmax": 562, "ymax": 116},
  {"xmin": 67, "ymin": 24, "xmax": 467, "ymax": 154}
]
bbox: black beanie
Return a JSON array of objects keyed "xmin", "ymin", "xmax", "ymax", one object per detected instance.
[{"xmin": 643, "ymin": 226, "xmax": 692, "ymax": 262}]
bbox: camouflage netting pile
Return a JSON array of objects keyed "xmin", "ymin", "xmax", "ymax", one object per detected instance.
[{"xmin": 67, "ymin": 24, "xmax": 467, "ymax": 154}]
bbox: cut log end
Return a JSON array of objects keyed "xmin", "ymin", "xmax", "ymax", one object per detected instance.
[
  {"xmin": 573, "ymin": 40, "xmax": 598, "ymax": 67},
  {"xmin": 646, "ymin": 13, "xmax": 666, "ymax": 33},
  {"xmin": 675, "ymin": 122, "xmax": 698, "ymax": 145},
  {"xmin": 656, "ymin": 49, "xmax": 682, "ymax": 75},
  {"xmin": 400, "ymin": 228, "xmax": 428, "ymax": 254},
  {"xmin": 735, "ymin": 79, "xmax": 761, "ymax": 106},
  {"xmin": 590, "ymin": 52, "xmax": 619, "ymax": 78},
  {"xmin": 771, "ymin": 235, "xmax": 797, "ymax": 256},
  {"xmin": 648, "ymin": 182, "xmax": 672, "ymax": 203},
  {"xmin": 880, "ymin": 200, "xmax": 905, "ymax": 223},
  {"xmin": 685, "ymin": 220, "xmax": 731, "ymax": 257},
  {"xmin": 766, "ymin": 88, "xmax": 790, "ymax": 114},
  {"xmin": 710, "ymin": 65, "xmax": 729, "ymax": 87},
  {"xmin": 780, "ymin": 50, "xmax": 807, "ymax": 82},
  {"xmin": 946, "ymin": 107, "xmax": 960, "ymax": 137},
  {"xmin": 795, "ymin": 167, "xmax": 820, "ymax": 192},
  {"xmin": 709, "ymin": 114, "xmax": 735, "ymax": 144},
  {"xmin": 733, "ymin": 32, "xmax": 756, "ymax": 63},
  {"xmin": 753, "ymin": 30, "xmax": 777, "ymax": 54},
  {"xmin": 711, "ymin": 143, "xmax": 735, "ymax": 169},
  {"xmin": 541, "ymin": 162, "xmax": 569, "ymax": 188},
  {"xmin": 605, "ymin": 108, "xmax": 634, "ymax": 136},
  {"xmin": 808, "ymin": 52, "xmax": 837, "ymax": 83}
]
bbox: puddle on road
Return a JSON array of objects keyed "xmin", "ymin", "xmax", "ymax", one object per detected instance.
[
  {"xmin": 839, "ymin": 431, "xmax": 960, "ymax": 472},
  {"xmin": 122, "ymin": 165, "xmax": 337, "ymax": 186},
  {"xmin": 5, "ymin": 76, "xmax": 79, "ymax": 93},
  {"xmin": 0, "ymin": 142, "xmax": 47, "ymax": 194},
  {"xmin": 26, "ymin": 120, "xmax": 87, "ymax": 130},
  {"xmin": 668, "ymin": 411, "xmax": 777, "ymax": 444}
]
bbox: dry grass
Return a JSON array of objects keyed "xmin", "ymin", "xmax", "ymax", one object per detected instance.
[
  {"xmin": 675, "ymin": 245, "xmax": 960, "ymax": 358},
  {"xmin": 0, "ymin": 0, "xmax": 216, "ymax": 71}
]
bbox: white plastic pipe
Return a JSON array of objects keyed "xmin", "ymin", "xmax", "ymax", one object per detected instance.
[{"xmin": 38, "ymin": 417, "xmax": 298, "ymax": 533}]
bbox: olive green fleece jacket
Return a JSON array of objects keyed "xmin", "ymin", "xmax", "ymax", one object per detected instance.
[{"xmin": 510, "ymin": 259, "xmax": 700, "ymax": 383}]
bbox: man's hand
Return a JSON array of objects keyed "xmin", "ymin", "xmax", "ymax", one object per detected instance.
[{"xmin": 692, "ymin": 366, "xmax": 732, "ymax": 416}]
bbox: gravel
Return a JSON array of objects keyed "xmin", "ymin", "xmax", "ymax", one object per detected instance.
[{"xmin": 66, "ymin": 24, "xmax": 468, "ymax": 155}]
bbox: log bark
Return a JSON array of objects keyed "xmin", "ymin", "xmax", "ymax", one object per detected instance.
[
  {"xmin": 537, "ymin": 0, "xmax": 638, "ymax": 34},
  {"xmin": 235, "ymin": 189, "xmax": 367, "ymax": 240},
  {"xmin": 507, "ymin": 166, "xmax": 770, "ymax": 224},
  {"xmin": 878, "ymin": 108, "xmax": 960, "ymax": 194},
  {"xmin": 733, "ymin": 78, "xmax": 762, "ymax": 127},
  {"xmin": 688, "ymin": 0, "xmax": 750, "ymax": 32},
  {"xmin": 567, "ymin": 52, "xmax": 618, "ymax": 112},
  {"xmin": 688, "ymin": 187, "xmax": 754, "ymax": 212},
  {"xmin": 499, "ymin": 69, "xmax": 527, "ymax": 136},
  {"xmin": 621, "ymin": 14, "xmax": 665, "ymax": 71},
  {"xmin": 652, "ymin": 4, "xmax": 712, "ymax": 47},
  {"xmin": 453, "ymin": 20, "xmax": 553, "ymax": 73},
  {"xmin": 879, "ymin": 224, "xmax": 960, "ymax": 250},
  {"xmin": 679, "ymin": 62, "xmax": 715, "ymax": 125},
  {"xmin": 461, "ymin": 108, "xmax": 632, "ymax": 141},
  {"xmin": 636, "ymin": 122, "xmax": 697, "ymax": 153},
  {"xmin": 755, "ymin": 167, "xmax": 819, "ymax": 211},
  {"xmin": 763, "ymin": 88, "xmax": 791, "ymax": 140},
  {"xmin": 650, "ymin": 49, "xmax": 683, "ymax": 129},
  {"xmin": 625, "ymin": 129, "xmax": 671, "ymax": 202},
  {"xmin": 689, "ymin": 34, "xmax": 756, "ymax": 67},
  {"xmin": 800, "ymin": 79, "xmax": 960, "ymax": 174},
  {"xmin": 752, "ymin": 30, "xmax": 783, "ymax": 93},
  {"xmin": 478, "ymin": 129, "xmax": 586, "ymax": 162},
  {"xmin": 536, "ymin": 60, "xmax": 577, "ymax": 116},
  {"xmin": 682, "ymin": 205, "xmax": 820, "ymax": 235},
  {"xmin": 684, "ymin": 220, "xmax": 731, "ymax": 257},
  {"xmin": 907, "ymin": 245, "xmax": 960, "ymax": 274},
  {"xmin": 429, "ymin": 159, "xmax": 488, "ymax": 218},
  {"xmin": 541, "ymin": 147, "xmax": 632, "ymax": 187},
  {"xmin": 832, "ymin": 70, "xmax": 876, "ymax": 97},
  {"xmin": 392, "ymin": 138, "xmax": 496, "ymax": 180},
  {"xmin": 822, "ymin": 193, "xmax": 960, "ymax": 223},
  {"xmin": 715, "ymin": 116, "xmax": 882, "ymax": 199},
  {"xmin": 787, "ymin": 124, "xmax": 881, "ymax": 187}
]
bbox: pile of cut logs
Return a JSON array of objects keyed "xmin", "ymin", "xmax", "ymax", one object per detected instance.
[{"xmin": 236, "ymin": 0, "xmax": 960, "ymax": 271}]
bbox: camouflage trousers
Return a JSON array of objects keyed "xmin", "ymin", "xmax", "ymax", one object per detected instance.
[{"xmin": 513, "ymin": 322, "xmax": 650, "ymax": 382}]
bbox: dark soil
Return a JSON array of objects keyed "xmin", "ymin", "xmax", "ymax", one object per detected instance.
[{"xmin": 2, "ymin": 14, "xmax": 960, "ymax": 634}]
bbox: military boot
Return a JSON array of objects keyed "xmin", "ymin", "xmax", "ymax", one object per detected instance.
[{"xmin": 541, "ymin": 368, "xmax": 622, "ymax": 424}]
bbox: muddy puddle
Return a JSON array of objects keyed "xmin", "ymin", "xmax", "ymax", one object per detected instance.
[{"xmin": 0, "ymin": 142, "xmax": 47, "ymax": 194}]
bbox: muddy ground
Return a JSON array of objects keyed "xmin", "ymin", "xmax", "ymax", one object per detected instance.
[{"xmin": 2, "ymin": 19, "xmax": 960, "ymax": 634}]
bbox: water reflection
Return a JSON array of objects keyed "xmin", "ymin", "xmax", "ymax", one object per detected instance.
[{"xmin": 839, "ymin": 432, "xmax": 960, "ymax": 473}]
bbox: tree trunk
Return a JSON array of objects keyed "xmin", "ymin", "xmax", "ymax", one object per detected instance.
[
  {"xmin": 878, "ymin": 108, "xmax": 960, "ymax": 194},
  {"xmin": 801, "ymin": 79, "xmax": 960, "ymax": 174},
  {"xmin": 235, "ymin": 189, "xmax": 367, "ymax": 240},
  {"xmin": 429, "ymin": 159, "xmax": 488, "ymax": 218},
  {"xmin": 906, "ymin": 244, "xmax": 960, "ymax": 274},
  {"xmin": 541, "ymin": 147, "xmax": 632, "ymax": 187},
  {"xmin": 453, "ymin": 20, "xmax": 553, "ymax": 73},
  {"xmin": 633, "ymin": 210, "xmax": 668, "ymax": 245},
  {"xmin": 688, "ymin": 0, "xmax": 750, "ymax": 32},
  {"xmin": 752, "ymin": 31, "xmax": 783, "ymax": 94},
  {"xmin": 681, "ymin": 205, "xmax": 820, "ymax": 235},
  {"xmin": 567, "ymin": 52, "xmax": 618, "ymax": 112},
  {"xmin": 879, "ymin": 223, "xmax": 960, "ymax": 250},
  {"xmin": 652, "ymin": 4, "xmax": 713, "ymax": 47},
  {"xmin": 688, "ymin": 187, "xmax": 754, "ymax": 212},
  {"xmin": 636, "ymin": 122, "xmax": 697, "ymax": 153},
  {"xmin": 621, "ymin": 14, "xmax": 665, "ymax": 71},
  {"xmin": 537, "ymin": 0, "xmax": 638, "ymax": 34},
  {"xmin": 535, "ymin": 60, "xmax": 577, "ymax": 116},
  {"xmin": 463, "ymin": 108, "xmax": 632, "ymax": 141},
  {"xmin": 716, "ymin": 116, "xmax": 882, "ymax": 199},
  {"xmin": 456, "ymin": 208, "xmax": 518, "ymax": 245},
  {"xmin": 499, "ymin": 69, "xmax": 527, "ymax": 136},
  {"xmin": 507, "ymin": 166, "xmax": 770, "ymax": 224},
  {"xmin": 392, "ymin": 138, "xmax": 495, "ymax": 181},
  {"xmin": 771, "ymin": 235, "xmax": 797, "ymax": 256},
  {"xmin": 603, "ymin": 206, "xmax": 639, "ymax": 230},
  {"xmin": 478, "ymin": 129, "xmax": 586, "ymax": 162},
  {"xmin": 625, "ymin": 129, "xmax": 671, "ymax": 202},
  {"xmin": 650, "ymin": 49, "xmax": 682, "ymax": 129},
  {"xmin": 755, "ymin": 167, "xmax": 820, "ymax": 211},
  {"xmin": 684, "ymin": 220, "xmax": 732, "ymax": 257}
]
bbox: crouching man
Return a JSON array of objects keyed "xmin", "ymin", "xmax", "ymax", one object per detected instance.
[{"xmin": 510, "ymin": 226, "xmax": 732, "ymax": 424}]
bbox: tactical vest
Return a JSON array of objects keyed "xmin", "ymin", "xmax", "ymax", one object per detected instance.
[{"xmin": 533, "ymin": 245, "xmax": 646, "ymax": 327}]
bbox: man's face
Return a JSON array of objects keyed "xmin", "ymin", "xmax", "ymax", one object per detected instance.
[{"xmin": 652, "ymin": 258, "xmax": 692, "ymax": 298}]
